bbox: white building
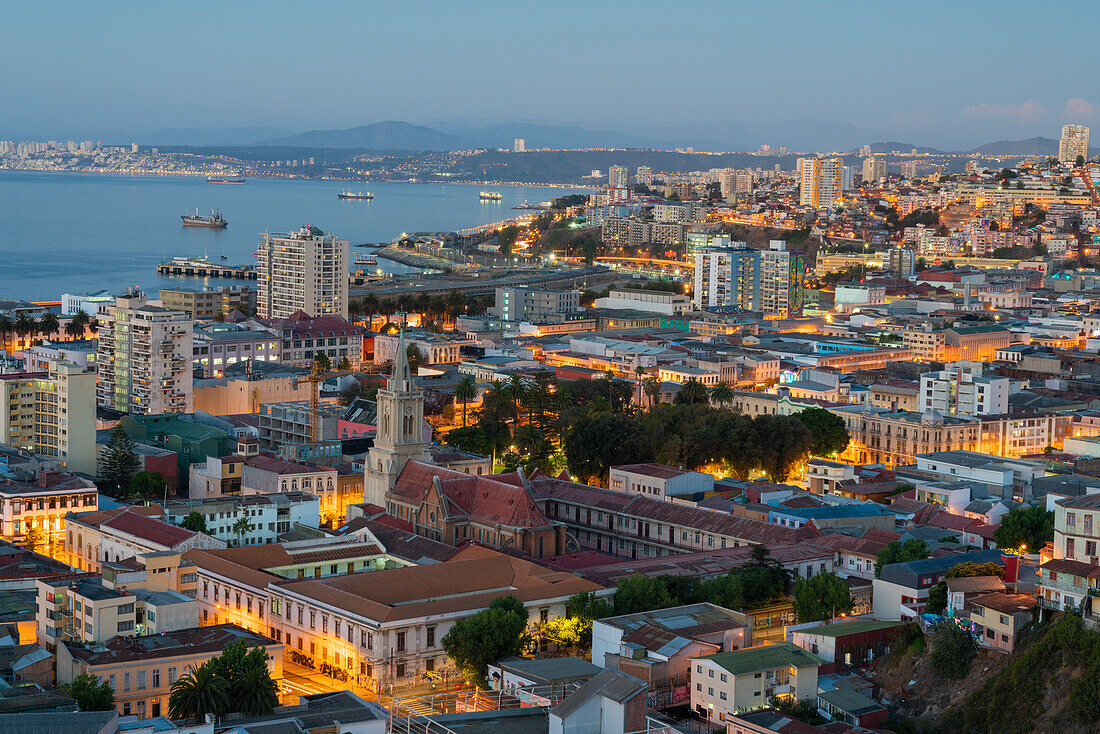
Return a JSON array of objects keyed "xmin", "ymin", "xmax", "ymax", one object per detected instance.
[
  {"xmin": 256, "ymin": 225, "xmax": 349, "ymax": 319},
  {"xmin": 607, "ymin": 464, "xmax": 714, "ymax": 498},
  {"xmin": 96, "ymin": 291, "xmax": 193, "ymax": 415},
  {"xmin": 861, "ymin": 156, "xmax": 888, "ymax": 183},
  {"xmin": 919, "ymin": 361, "xmax": 1010, "ymax": 416},
  {"xmin": 635, "ymin": 166, "xmax": 652, "ymax": 186},
  {"xmin": 608, "ymin": 165, "xmax": 629, "ymax": 188},
  {"xmin": 61, "ymin": 290, "xmax": 115, "ymax": 317},
  {"xmin": 593, "ymin": 289, "xmax": 690, "ymax": 316},
  {"xmin": 162, "ymin": 493, "xmax": 320, "ymax": 546},
  {"xmin": 491, "ymin": 286, "xmax": 579, "ymax": 322},
  {"xmin": 1060, "ymin": 124, "xmax": 1090, "ymax": 164},
  {"xmin": 693, "ymin": 247, "xmax": 760, "ymax": 310},
  {"xmin": 512, "ymin": 138, "xmax": 525, "ymax": 153},
  {"xmin": 800, "ymin": 158, "xmax": 843, "ymax": 207}
]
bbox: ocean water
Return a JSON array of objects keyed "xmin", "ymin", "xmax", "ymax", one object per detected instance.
[{"xmin": 0, "ymin": 171, "xmax": 583, "ymax": 302}]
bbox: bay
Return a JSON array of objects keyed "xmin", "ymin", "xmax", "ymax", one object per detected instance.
[{"xmin": 0, "ymin": 171, "xmax": 585, "ymax": 302}]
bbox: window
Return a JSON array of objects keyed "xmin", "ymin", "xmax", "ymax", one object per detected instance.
[
  {"xmin": 720, "ymin": 692, "xmax": 727, "ymax": 700},
  {"xmin": 123, "ymin": 672, "xmax": 131, "ymax": 692},
  {"xmin": 708, "ymin": 687, "xmax": 714, "ymax": 696},
  {"xmin": 397, "ymin": 631, "xmax": 406, "ymax": 652},
  {"xmin": 709, "ymin": 669, "xmax": 714, "ymax": 678},
  {"xmin": 426, "ymin": 626, "xmax": 435, "ymax": 648},
  {"xmin": 152, "ymin": 669, "xmax": 160, "ymax": 687},
  {"xmin": 696, "ymin": 683, "xmax": 702, "ymax": 691},
  {"xmin": 322, "ymin": 615, "xmax": 328, "ymax": 633},
  {"xmin": 108, "ymin": 674, "xmax": 116, "ymax": 691},
  {"xmin": 137, "ymin": 671, "xmax": 146, "ymax": 690},
  {"xmin": 720, "ymin": 674, "xmax": 727, "ymax": 682},
  {"xmin": 309, "ymin": 610, "xmax": 315, "ymax": 629}
]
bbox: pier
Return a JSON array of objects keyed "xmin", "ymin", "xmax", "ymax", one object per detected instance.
[{"xmin": 157, "ymin": 258, "xmax": 257, "ymax": 279}]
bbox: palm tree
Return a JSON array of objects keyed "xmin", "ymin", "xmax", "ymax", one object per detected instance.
[
  {"xmin": 396, "ymin": 294, "xmax": 415, "ymax": 321},
  {"xmin": 506, "ymin": 374, "xmax": 526, "ymax": 425},
  {"xmin": 514, "ymin": 424, "xmax": 548, "ymax": 458},
  {"xmin": 86, "ymin": 314, "xmax": 99, "ymax": 334},
  {"xmin": 169, "ymin": 662, "xmax": 229, "ymax": 723},
  {"xmin": 415, "ymin": 293, "xmax": 431, "ymax": 321},
  {"xmin": 236, "ymin": 664, "xmax": 279, "ymax": 717},
  {"xmin": 231, "ymin": 516, "xmax": 253, "ymax": 547},
  {"xmin": 587, "ymin": 396, "xmax": 611, "ymax": 416},
  {"xmin": 445, "ymin": 289, "xmax": 465, "ymax": 319},
  {"xmin": 675, "ymin": 378, "xmax": 710, "ymax": 405},
  {"xmin": 38, "ymin": 312, "xmax": 60, "ymax": 339},
  {"xmin": 361, "ymin": 294, "xmax": 380, "ymax": 328},
  {"xmin": 0, "ymin": 315, "xmax": 11, "ymax": 353},
  {"xmin": 454, "ymin": 375, "xmax": 477, "ymax": 427},
  {"xmin": 711, "ymin": 381, "xmax": 735, "ymax": 409},
  {"xmin": 643, "ymin": 376, "xmax": 662, "ymax": 410},
  {"xmin": 379, "ymin": 299, "xmax": 397, "ymax": 323},
  {"xmin": 12, "ymin": 313, "xmax": 35, "ymax": 348},
  {"xmin": 634, "ymin": 365, "xmax": 647, "ymax": 409},
  {"xmin": 65, "ymin": 310, "xmax": 88, "ymax": 339}
]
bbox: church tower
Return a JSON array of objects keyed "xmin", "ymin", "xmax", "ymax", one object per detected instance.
[{"xmin": 364, "ymin": 332, "xmax": 430, "ymax": 507}]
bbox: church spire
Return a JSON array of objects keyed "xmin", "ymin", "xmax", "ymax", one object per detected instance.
[{"xmin": 391, "ymin": 329, "xmax": 413, "ymax": 391}]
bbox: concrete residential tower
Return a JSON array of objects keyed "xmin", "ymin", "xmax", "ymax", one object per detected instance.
[{"xmin": 256, "ymin": 225, "xmax": 349, "ymax": 319}]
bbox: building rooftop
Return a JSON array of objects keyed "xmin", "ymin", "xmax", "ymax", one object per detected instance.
[
  {"xmin": 794, "ymin": 620, "xmax": 904, "ymax": 638},
  {"xmin": 971, "ymin": 592, "xmax": 1038, "ymax": 615},
  {"xmin": 610, "ymin": 464, "xmax": 696, "ymax": 480},
  {"xmin": 62, "ymin": 623, "xmax": 276, "ymax": 666},
  {"xmin": 700, "ymin": 641, "xmax": 821, "ymax": 676}
]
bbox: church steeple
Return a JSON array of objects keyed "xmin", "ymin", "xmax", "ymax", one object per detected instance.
[{"xmin": 391, "ymin": 329, "xmax": 413, "ymax": 391}]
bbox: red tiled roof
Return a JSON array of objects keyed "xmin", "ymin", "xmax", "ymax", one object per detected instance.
[
  {"xmin": 392, "ymin": 461, "xmax": 552, "ymax": 529},
  {"xmin": 924, "ymin": 512, "xmax": 980, "ymax": 533},
  {"xmin": 102, "ymin": 510, "xmax": 196, "ymax": 549}
]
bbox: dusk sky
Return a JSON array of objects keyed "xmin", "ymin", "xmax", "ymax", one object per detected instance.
[{"xmin": 4, "ymin": 0, "xmax": 1095, "ymax": 149}]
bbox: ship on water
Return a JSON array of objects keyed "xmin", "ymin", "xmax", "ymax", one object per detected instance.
[
  {"xmin": 207, "ymin": 174, "xmax": 245, "ymax": 184},
  {"xmin": 479, "ymin": 190, "xmax": 502, "ymax": 200},
  {"xmin": 338, "ymin": 190, "xmax": 374, "ymax": 199},
  {"xmin": 181, "ymin": 208, "xmax": 228, "ymax": 228}
]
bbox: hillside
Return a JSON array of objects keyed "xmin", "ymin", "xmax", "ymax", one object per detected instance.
[
  {"xmin": 258, "ymin": 120, "xmax": 462, "ymax": 150},
  {"xmin": 969, "ymin": 137, "xmax": 1058, "ymax": 156},
  {"xmin": 873, "ymin": 614, "xmax": 1100, "ymax": 733}
]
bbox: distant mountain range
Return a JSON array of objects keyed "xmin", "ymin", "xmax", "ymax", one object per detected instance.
[{"xmin": 102, "ymin": 121, "xmax": 1092, "ymax": 157}]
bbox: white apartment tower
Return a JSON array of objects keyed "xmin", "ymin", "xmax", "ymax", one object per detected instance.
[
  {"xmin": 256, "ymin": 225, "xmax": 349, "ymax": 319},
  {"xmin": 513, "ymin": 138, "xmax": 526, "ymax": 153},
  {"xmin": 693, "ymin": 247, "xmax": 760, "ymax": 310},
  {"xmin": 0, "ymin": 360, "xmax": 97, "ymax": 474},
  {"xmin": 919, "ymin": 361, "xmax": 1010, "ymax": 416},
  {"xmin": 636, "ymin": 166, "xmax": 653, "ymax": 186},
  {"xmin": 96, "ymin": 291, "xmax": 193, "ymax": 415},
  {"xmin": 608, "ymin": 165, "xmax": 629, "ymax": 189},
  {"xmin": 1059, "ymin": 124, "xmax": 1090, "ymax": 164},
  {"xmin": 799, "ymin": 158, "xmax": 843, "ymax": 207},
  {"xmin": 862, "ymin": 156, "xmax": 888, "ymax": 183},
  {"xmin": 364, "ymin": 333, "xmax": 430, "ymax": 507}
]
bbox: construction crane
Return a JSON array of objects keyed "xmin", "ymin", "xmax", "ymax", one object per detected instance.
[{"xmin": 293, "ymin": 358, "xmax": 352, "ymax": 442}]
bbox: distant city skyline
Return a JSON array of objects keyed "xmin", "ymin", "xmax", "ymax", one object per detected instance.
[{"xmin": 3, "ymin": 1, "xmax": 1096, "ymax": 149}]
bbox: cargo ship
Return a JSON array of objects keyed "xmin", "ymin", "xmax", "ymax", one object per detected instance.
[
  {"xmin": 181, "ymin": 208, "xmax": 228, "ymax": 228},
  {"xmin": 479, "ymin": 191, "xmax": 502, "ymax": 200},
  {"xmin": 207, "ymin": 174, "xmax": 245, "ymax": 184},
  {"xmin": 338, "ymin": 190, "xmax": 374, "ymax": 199}
]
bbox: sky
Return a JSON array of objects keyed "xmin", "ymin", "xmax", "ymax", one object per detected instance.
[{"xmin": 2, "ymin": 0, "xmax": 1097, "ymax": 149}]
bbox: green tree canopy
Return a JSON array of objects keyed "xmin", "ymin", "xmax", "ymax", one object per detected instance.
[
  {"xmin": 794, "ymin": 407, "xmax": 850, "ymax": 457},
  {"xmin": 791, "ymin": 572, "xmax": 853, "ymax": 623},
  {"xmin": 168, "ymin": 640, "xmax": 277, "ymax": 721},
  {"xmin": 930, "ymin": 623, "xmax": 976, "ymax": 679},
  {"xmin": 613, "ymin": 575, "xmax": 679, "ymax": 615},
  {"xmin": 180, "ymin": 511, "xmax": 208, "ymax": 533},
  {"xmin": 62, "ymin": 672, "xmax": 115, "ymax": 711},
  {"xmin": 169, "ymin": 661, "xmax": 230, "ymax": 723},
  {"xmin": 875, "ymin": 539, "xmax": 929, "ymax": 577},
  {"xmin": 442, "ymin": 595, "xmax": 530, "ymax": 687},
  {"xmin": 993, "ymin": 505, "xmax": 1053, "ymax": 554},
  {"xmin": 129, "ymin": 470, "xmax": 167, "ymax": 503}
]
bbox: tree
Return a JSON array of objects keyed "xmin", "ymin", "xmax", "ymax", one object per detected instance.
[
  {"xmin": 993, "ymin": 505, "xmax": 1054, "ymax": 554},
  {"xmin": 792, "ymin": 572, "xmax": 853, "ymax": 623},
  {"xmin": 129, "ymin": 470, "xmax": 167, "ymax": 503},
  {"xmin": 1077, "ymin": 154, "xmax": 1086, "ymax": 167},
  {"xmin": 337, "ymin": 356, "xmax": 352, "ymax": 371},
  {"xmin": 442, "ymin": 595, "xmax": 530, "ymax": 687},
  {"xmin": 643, "ymin": 376, "xmax": 662, "ymax": 410},
  {"xmin": 22, "ymin": 526, "xmax": 47, "ymax": 552},
  {"xmin": 66, "ymin": 309, "xmax": 89, "ymax": 338},
  {"xmin": 794, "ymin": 407, "xmax": 850, "ymax": 456},
  {"xmin": 313, "ymin": 353, "xmax": 332, "ymax": 372},
  {"xmin": 12, "ymin": 312, "xmax": 35, "ymax": 345},
  {"xmin": 754, "ymin": 414, "xmax": 813, "ymax": 482},
  {"xmin": 406, "ymin": 344, "xmax": 423, "ymax": 373},
  {"xmin": 99, "ymin": 427, "xmax": 140, "ymax": 494},
  {"xmin": 169, "ymin": 661, "xmax": 230, "ymax": 722},
  {"xmin": 925, "ymin": 579, "xmax": 949, "ymax": 615},
  {"xmin": 38, "ymin": 311, "xmax": 60, "ymax": 338},
  {"xmin": 203, "ymin": 639, "xmax": 278, "ymax": 716},
  {"xmin": 497, "ymin": 225, "xmax": 520, "ymax": 255},
  {"xmin": 930, "ymin": 623, "xmax": 976, "ymax": 679},
  {"xmin": 614, "ymin": 575, "xmax": 678, "ymax": 615},
  {"xmin": 567, "ymin": 591, "xmax": 613, "ymax": 622},
  {"xmin": 875, "ymin": 539, "xmax": 929, "ymax": 577},
  {"xmin": 710, "ymin": 381, "xmax": 735, "ymax": 409},
  {"xmin": 739, "ymin": 544, "xmax": 792, "ymax": 606},
  {"xmin": 674, "ymin": 378, "xmax": 709, "ymax": 405},
  {"xmin": 454, "ymin": 375, "xmax": 477, "ymax": 427},
  {"xmin": 180, "ymin": 511, "xmax": 208, "ymax": 533},
  {"xmin": 62, "ymin": 672, "xmax": 114, "ymax": 711},
  {"xmin": 232, "ymin": 516, "xmax": 254, "ymax": 547}
]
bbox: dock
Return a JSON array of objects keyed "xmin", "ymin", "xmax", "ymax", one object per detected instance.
[{"xmin": 157, "ymin": 257, "xmax": 257, "ymax": 279}]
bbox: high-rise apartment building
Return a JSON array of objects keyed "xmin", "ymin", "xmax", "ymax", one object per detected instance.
[
  {"xmin": 862, "ymin": 156, "xmax": 888, "ymax": 183},
  {"xmin": 491, "ymin": 286, "xmax": 580, "ymax": 321},
  {"xmin": 1059, "ymin": 124, "xmax": 1090, "ymax": 163},
  {"xmin": 256, "ymin": 225, "xmax": 349, "ymax": 319},
  {"xmin": 888, "ymin": 247, "xmax": 917, "ymax": 278},
  {"xmin": 513, "ymin": 138, "xmax": 526, "ymax": 153},
  {"xmin": 608, "ymin": 165, "xmax": 629, "ymax": 188},
  {"xmin": 0, "ymin": 360, "xmax": 96, "ymax": 474},
  {"xmin": 636, "ymin": 166, "xmax": 652, "ymax": 186},
  {"xmin": 734, "ymin": 170, "xmax": 754, "ymax": 198},
  {"xmin": 759, "ymin": 240, "xmax": 805, "ymax": 318},
  {"xmin": 96, "ymin": 291, "xmax": 193, "ymax": 415},
  {"xmin": 693, "ymin": 247, "xmax": 760, "ymax": 310},
  {"xmin": 919, "ymin": 361, "xmax": 1010, "ymax": 416},
  {"xmin": 900, "ymin": 160, "xmax": 919, "ymax": 179},
  {"xmin": 799, "ymin": 158, "xmax": 843, "ymax": 207}
]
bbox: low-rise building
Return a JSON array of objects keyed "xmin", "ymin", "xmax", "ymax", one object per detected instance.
[
  {"xmin": 0, "ymin": 361, "xmax": 97, "ymax": 474},
  {"xmin": 607, "ymin": 464, "xmax": 715, "ymax": 499},
  {"xmin": 56, "ymin": 623, "xmax": 282, "ymax": 721},
  {"xmin": 970, "ymin": 592, "xmax": 1037, "ymax": 652},
  {"xmin": 159, "ymin": 286, "xmax": 256, "ymax": 321},
  {"xmin": 65, "ymin": 507, "xmax": 225, "ymax": 574},
  {"xmin": 689, "ymin": 642, "xmax": 820, "ymax": 723},
  {"xmin": 0, "ymin": 467, "xmax": 98, "ymax": 546},
  {"xmin": 789, "ymin": 619, "xmax": 904, "ymax": 673},
  {"xmin": 872, "ymin": 549, "xmax": 1005, "ymax": 620},
  {"xmin": 258, "ymin": 401, "xmax": 344, "ymax": 448},
  {"xmin": 163, "ymin": 493, "xmax": 319, "ymax": 546}
]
